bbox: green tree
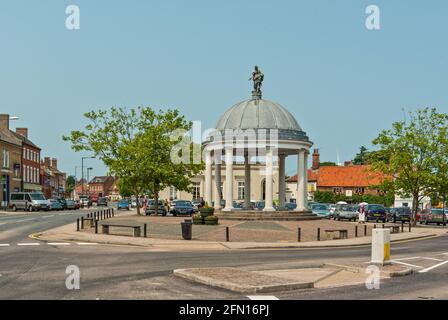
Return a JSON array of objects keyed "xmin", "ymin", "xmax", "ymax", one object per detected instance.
[
  {"xmin": 319, "ymin": 162, "xmax": 336, "ymax": 167},
  {"xmin": 63, "ymin": 107, "xmax": 203, "ymax": 215},
  {"xmin": 370, "ymin": 108, "xmax": 448, "ymax": 225},
  {"xmin": 66, "ymin": 175, "xmax": 76, "ymax": 197},
  {"xmin": 353, "ymin": 146, "xmax": 369, "ymax": 165}
]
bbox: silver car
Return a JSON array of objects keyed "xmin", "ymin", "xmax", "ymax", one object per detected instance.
[
  {"xmin": 10, "ymin": 192, "xmax": 51, "ymax": 212},
  {"xmin": 334, "ymin": 204, "xmax": 358, "ymax": 221}
]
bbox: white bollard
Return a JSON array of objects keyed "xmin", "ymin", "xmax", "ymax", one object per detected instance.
[{"xmin": 371, "ymin": 229, "xmax": 391, "ymax": 265}]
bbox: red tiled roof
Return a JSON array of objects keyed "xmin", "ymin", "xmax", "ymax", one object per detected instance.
[{"xmin": 287, "ymin": 165, "xmax": 387, "ymax": 187}]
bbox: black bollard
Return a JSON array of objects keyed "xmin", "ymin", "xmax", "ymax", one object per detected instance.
[
  {"xmin": 409, "ymin": 222, "xmax": 412, "ymax": 233},
  {"xmin": 226, "ymin": 227, "xmax": 230, "ymax": 242},
  {"xmin": 144, "ymin": 223, "xmax": 147, "ymax": 238},
  {"xmin": 401, "ymin": 221, "xmax": 404, "ymax": 233},
  {"xmin": 355, "ymin": 226, "xmax": 358, "ymax": 237},
  {"xmin": 317, "ymin": 228, "xmax": 321, "ymax": 241},
  {"xmin": 95, "ymin": 220, "xmax": 98, "ymax": 234},
  {"xmin": 77, "ymin": 218, "xmax": 80, "ymax": 231},
  {"xmin": 81, "ymin": 217, "xmax": 84, "ymax": 229},
  {"xmin": 298, "ymin": 228, "xmax": 301, "ymax": 242},
  {"xmin": 364, "ymin": 225, "xmax": 367, "ymax": 236}
]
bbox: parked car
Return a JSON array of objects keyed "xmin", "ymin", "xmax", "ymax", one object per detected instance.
[
  {"xmin": 131, "ymin": 199, "xmax": 138, "ymax": 208},
  {"xmin": 170, "ymin": 200, "xmax": 195, "ymax": 216},
  {"xmin": 387, "ymin": 207, "xmax": 411, "ymax": 223},
  {"xmin": 65, "ymin": 199, "xmax": 77, "ymax": 210},
  {"xmin": 117, "ymin": 199, "xmax": 130, "ymax": 211},
  {"xmin": 97, "ymin": 197, "xmax": 108, "ymax": 207},
  {"xmin": 366, "ymin": 204, "xmax": 387, "ymax": 222},
  {"xmin": 74, "ymin": 200, "xmax": 81, "ymax": 210},
  {"xmin": 49, "ymin": 199, "xmax": 63, "ymax": 211},
  {"xmin": 420, "ymin": 208, "xmax": 448, "ymax": 226},
  {"xmin": 334, "ymin": 204, "xmax": 358, "ymax": 221},
  {"xmin": 312, "ymin": 203, "xmax": 331, "ymax": 218},
  {"xmin": 329, "ymin": 204, "xmax": 337, "ymax": 218},
  {"xmin": 146, "ymin": 200, "xmax": 167, "ymax": 216},
  {"xmin": 9, "ymin": 192, "xmax": 51, "ymax": 212},
  {"xmin": 79, "ymin": 196, "xmax": 92, "ymax": 207}
]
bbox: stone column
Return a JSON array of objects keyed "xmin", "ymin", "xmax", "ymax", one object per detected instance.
[
  {"xmin": 223, "ymin": 147, "xmax": 233, "ymax": 212},
  {"xmin": 303, "ymin": 151, "xmax": 309, "ymax": 210},
  {"xmin": 278, "ymin": 154, "xmax": 286, "ymax": 209},
  {"xmin": 214, "ymin": 151, "xmax": 222, "ymax": 211},
  {"xmin": 296, "ymin": 150, "xmax": 306, "ymax": 212},
  {"xmin": 263, "ymin": 149, "xmax": 275, "ymax": 212},
  {"xmin": 244, "ymin": 153, "xmax": 251, "ymax": 210},
  {"xmin": 204, "ymin": 150, "xmax": 212, "ymax": 206}
]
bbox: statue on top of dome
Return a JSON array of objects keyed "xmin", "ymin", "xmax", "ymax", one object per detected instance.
[{"xmin": 249, "ymin": 65, "xmax": 264, "ymax": 96}]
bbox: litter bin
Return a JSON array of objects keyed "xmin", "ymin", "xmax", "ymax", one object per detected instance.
[{"xmin": 181, "ymin": 219, "xmax": 193, "ymax": 240}]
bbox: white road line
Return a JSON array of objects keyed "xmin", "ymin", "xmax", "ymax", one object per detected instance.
[
  {"xmin": 393, "ymin": 257, "xmax": 421, "ymax": 261},
  {"xmin": 47, "ymin": 243, "xmax": 71, "ymax": 246},
  {"xmin": 420, "ymin": 257, "xmax": 444, "ymax": 262},
  {"xmin": 0, "ymin": 244, "xmax": 10, "ymax": 247},
  {"xmin": 42, "ymin": 215, "xmax": 54, "ymax": 218},
  {"xmin": 247, "ymin": 296, "xmax": 280, "ymax": 300},
  {"xmin": 391, "ymin": 260, "xmax": 423, "ymax": 269},
  {"xmin": 15, "ymin": 218, "xmax": 35, "ymax": 223},
  {"xmin": 419, "ymin": 260, "xmax": 448, "ymax": 273},
  {"xmin": 76, "ymin": 242, "xmax": 99, "ymax": 245},
  {"xmin": 17, "ymin": 243, "xmax": 40, "ymax": 246}
]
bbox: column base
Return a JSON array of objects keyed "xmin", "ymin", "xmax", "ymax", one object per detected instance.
[
  {"xmin": 222, "ymin": 207, "xmax": 233, "ymax": 212},
  {"xmin": 263, "ymin": 207, "xmax": 276, "ymax": 212}
]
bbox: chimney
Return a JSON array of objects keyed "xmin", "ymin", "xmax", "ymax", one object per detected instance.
[
  {"xmin": 44, "ymin": 157, "xmax": 51, "ymax": 168},
  {"xmin": 312, "ymin": 149, "xmax": 320, "ymax": 170},
  {"xmin": 16, "ymin": 128, "xmax": 28, "ymax": 138},
  {"xmin": 0, "ymin": 114, "xmax": 10, "ymax": 131},
  {"xmin": 51, "ymin": 158, "xmax": 58, "ymax": 169}
]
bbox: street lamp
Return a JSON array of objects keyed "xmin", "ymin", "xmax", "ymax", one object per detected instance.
[{"xmin": 81, "ymin": 156, "xmax": 95, "ymax": 196}]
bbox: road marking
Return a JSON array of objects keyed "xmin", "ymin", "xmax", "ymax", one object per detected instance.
[
  {"xmin": 42, "ymin": 215, "xmax": 54, "ymax": 218},
  {"xmin": 17, "ymin": 243, "xmax": 40, "ymax": 246},
  {"xmin": 15, "ymin": 218, "xmax": 35, "ymax": 223},
  {"xmin": 419, "ymin": 260, "xmax": 448, "ymax": 273},
  {"xmin": 0, "ymin": 244, "xmax": 10, "ymax": 247},
  {"xmin": 247, "ymin": 296, "xmax": 279, "ymax": 300},
  {"xmin": 47, "ymin": 243, "xmax": 71, "ymax": 246},
  {"xmin": 420, "ymin": 257, "xmax": 444, "ymax": 262},
  {"xmin": 76, "ymin": 242, "xmax": 99, "ymax": 245},
  {"xmin": 393, "ymin": 257, "xmax": 421, "ymax": 261},
  {"xmin": 391, "ymin": 260, "xmax": 423, "ymax": 269}
]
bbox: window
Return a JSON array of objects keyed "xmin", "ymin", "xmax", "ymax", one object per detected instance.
[
  {"xmin": 192, "ymin": 182, "xmax": 201, "ymax": 201},
  {"xmin": 333, "ymin": 187, "xmax": 342, "ymax": 195},
  {"xmin": 355, "ymin": 187, "xmax": 365, "ymax": 195},
  {"xmin": 2, "ymin": 149, "xmax": 9, "ymax": 168},
  {"xmin": 238, "ymin": 182, "xmax": 245, "ymax": 200}
]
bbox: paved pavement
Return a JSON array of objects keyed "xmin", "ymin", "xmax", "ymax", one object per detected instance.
[{"xmin": 1, "ymin": 210, "xmax": 448, "ymax": 299}]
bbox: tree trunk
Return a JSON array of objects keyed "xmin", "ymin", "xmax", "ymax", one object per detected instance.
[
  {"xmin": 154, "ymin": 191, "xmax": 159, "ymax": 216},
  {"xmin": 412, "ymin": 193, "xmax": 419, "ymax": 227},
  {"xmin": 136, "ymin": 194, "xmax": 141, "ymax": 216}
]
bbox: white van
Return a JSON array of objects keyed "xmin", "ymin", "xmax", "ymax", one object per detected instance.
[{"xmin": 9, "ymin": 192, "xmax": 51, "ymax": 212}]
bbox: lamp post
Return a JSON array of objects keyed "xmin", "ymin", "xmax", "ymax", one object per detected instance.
[
  {"xmin": 81, "ymin": 156, "xmax": 95, "ymax": 197},
  {"xmin": 86, "ymin": 168, "xmax": 93, "ymax": 194}
]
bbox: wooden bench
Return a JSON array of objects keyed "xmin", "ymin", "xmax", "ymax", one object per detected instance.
[
  {"xmin": 101, "ymin": 223, "xmax": 146, "ymax": 238},
  {"xmin": 382, "ymin": 224, "xmax": 401, "ymax": 234},
  {"xmin": 325, "ymin": 229, "xmax": 348, "ymax": 240}
]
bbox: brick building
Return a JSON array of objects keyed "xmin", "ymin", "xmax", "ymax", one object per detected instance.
[
  {"xmin": 0, "ymin": 115, "xmax": 22, "ymax": 206},
  {"xmin": 287, "ymin": 149, "xmax": 387, "ymax": 201},
  {"xmin": 41, "ymin": 157, "xmax": 66, "ymax": 199},
  {"xmin": 88, "ymin": 176, "xmax": 115, "ymax": 199},
  {"xmin": 13, "ymin": 128, "xmax": 42, "ymax": 192}
]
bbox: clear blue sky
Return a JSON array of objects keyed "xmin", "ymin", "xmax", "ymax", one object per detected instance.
[{"xmin": 1, "ymin": 0, "xmax": 447, "ymax": 177}]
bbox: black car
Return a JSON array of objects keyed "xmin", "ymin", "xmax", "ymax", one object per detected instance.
[
  {"xmin": 366, "ymin": 204, "xmax": 387, "ymax": 222},
  {"xmin": 387, "ymin": 207, "xmax": 411, "ymax": 223},
  {"xmin": 170, "ymin": 200, "xmax": 194, "ymax": 216},
  {"xmin": 145, "ymin": 200, "xmax": 167, "ymax": 216},
  {"xmin": 97, "ymin": 197, "xmax": 108, "ymax": 207}
]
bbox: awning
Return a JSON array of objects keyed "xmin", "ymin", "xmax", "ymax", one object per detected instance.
[{"xmin": 23, "ymin": 183, "xmax": 43, "ymax": 192}]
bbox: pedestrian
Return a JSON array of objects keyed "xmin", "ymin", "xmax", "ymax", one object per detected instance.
[{"xmin": 359, "ymin": 203, "xmax": 366, "ymax": 224}]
